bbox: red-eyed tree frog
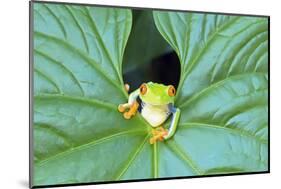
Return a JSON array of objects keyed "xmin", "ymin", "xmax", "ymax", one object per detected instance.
[{"xmin": 118, "ymin": 82, "xmax": 180, "ymax": 144}]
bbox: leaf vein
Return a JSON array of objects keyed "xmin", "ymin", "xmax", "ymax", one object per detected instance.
[
  {"xmin": 84, "ymin": 7, "xmax": 122, "ymax": 84},
  {"xmin": 34, "ymin": 93, "xmax": 117, "ymax": 110},
  {"xmin": 167, "ymin": 140, "xmax": 203, "ymax": 175},
  {"xmin": 179, "ymin": 122, "xmax": 268, "ymax": 144},
  {"xmin": 36, "ymin": 130, "xmax": 147, "ymax": 167},
  {"xmin": 34, "ymin": 68, "xmax": 62, "ymax": 93},
  {"xmin": 64, "ymin": 5, "xmax": 90, "ymax": 53},
  {"xmin": 114, "ymin": 134, "xmax": 150, "ymax": 180},
  {"xmin": 35, "ymin": 49, "xmax": 85, "ymax": 96},
  {"xmin": 176, "ymin": 17, "xmax": 240, "ymax": 97},
  {"xmin": 179, "ymin": 72, "xmax": 267, "ymax": 108},
  {"xmin": 34, "ymin": 31, "xmax": 126, "ymax": 96},
  {"xmin": 43, "ymin": 4, "xmax": 67, "ymax": 39}
]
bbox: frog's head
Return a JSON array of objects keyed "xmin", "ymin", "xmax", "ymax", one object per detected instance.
[{"xmin": 139, "ymin": 82, "xmax": 176, "ymax": 106}]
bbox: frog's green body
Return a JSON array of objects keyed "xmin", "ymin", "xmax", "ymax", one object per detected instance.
[{"xmin": 118, "ymin": 82, "xmax": 181, "ymax": 144}]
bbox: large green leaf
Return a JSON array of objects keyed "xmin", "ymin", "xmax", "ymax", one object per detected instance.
[
  {"xmin": 33, "ymin": 3, "xmax": 149, "ymax": 186},
  {"xmin": 33, "ymin": 2, "xmax": 268, "ymax": 187},
  {"xmin": 153, "ymin": 12, "xmax": 268, "ymax": 174}
]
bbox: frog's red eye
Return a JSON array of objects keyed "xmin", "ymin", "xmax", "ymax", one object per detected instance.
[
  {"xmin": 168, "ymin": 85, "xmax": 176, "ymax": 97},
  {"xmin": 140, "ymin": 83, "xmax": 147, "ymax": 95}
]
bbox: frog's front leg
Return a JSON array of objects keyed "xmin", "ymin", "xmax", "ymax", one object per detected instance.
[
  {"xmin": 164, "ymin": 105, "xmax": 181, "ymax": 140},
  {"xmin": 118, "ymin": 87, "xmax": 140, "ymax": 119}
]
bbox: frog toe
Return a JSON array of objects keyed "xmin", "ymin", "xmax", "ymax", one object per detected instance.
[
  {"xmin": 149, "ymin": 137, "xmax": 156, "ymax": 144},
  {"xmin": 123, "ymin": 112, "xmax": 132, "ymax": 119},
  {"xmin": 118, "ymin": 104, "xmax": 126, "ymax": 113}
]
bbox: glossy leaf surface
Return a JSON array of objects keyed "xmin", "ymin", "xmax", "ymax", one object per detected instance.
[
  {"xmin": 153, "ymin": 11, "xmax": 268, "ymax": 175},
  {"xmin": 33, "ymin": 3, "xmax": 269, "ymax": 186},
  {"xmin": 33, "ymin": 3, "xmax": 149, "ymax": 185}
]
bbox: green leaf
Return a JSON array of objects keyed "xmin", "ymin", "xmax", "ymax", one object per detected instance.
[
  {"xmin": 33, "ymin": 2, "xmax": 268, "ymax": 187},
  {"xmin": 33, "ymin": 3, "xmax": 150, "ymax": 185},
  {"xmin": 153, "ymin": 11, "xmax": 268, "ymax": 174}
]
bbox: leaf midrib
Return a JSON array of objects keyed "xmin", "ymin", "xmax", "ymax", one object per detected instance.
[{"xmin": 153, "ymin": 141, "xmax": 159, "ymax": 178}]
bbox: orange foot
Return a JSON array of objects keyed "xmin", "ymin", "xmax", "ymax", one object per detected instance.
[
  {"xmin": 150, "ymin": 127, "xmax": 168, "ymax": 144},
  {"xmin": 118, "ymin": 101, "xmax": 139, "ymax": 119}
]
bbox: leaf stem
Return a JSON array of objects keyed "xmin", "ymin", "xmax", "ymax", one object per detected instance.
[{"xmin": 153, "ymin": 142, "xmax": 159, "ymax": 178}]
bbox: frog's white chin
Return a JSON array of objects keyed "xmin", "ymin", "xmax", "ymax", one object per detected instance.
[
  {"xmin": 141, "ymin": 103, "xmax": 170, "ymax": 127},
  {"xmin": 143, "ymin": 114, "xmax": 166, "ymax": 127}
]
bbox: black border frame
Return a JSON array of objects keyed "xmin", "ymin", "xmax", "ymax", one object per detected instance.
[{"xmin": 29, "ymin": 0, "xmax": 270, "ymax": 188}]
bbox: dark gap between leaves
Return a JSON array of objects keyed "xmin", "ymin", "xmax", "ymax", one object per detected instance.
[{"xmin": 123, "ymin": 51, "xmax": 181, "ymax": 93}]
